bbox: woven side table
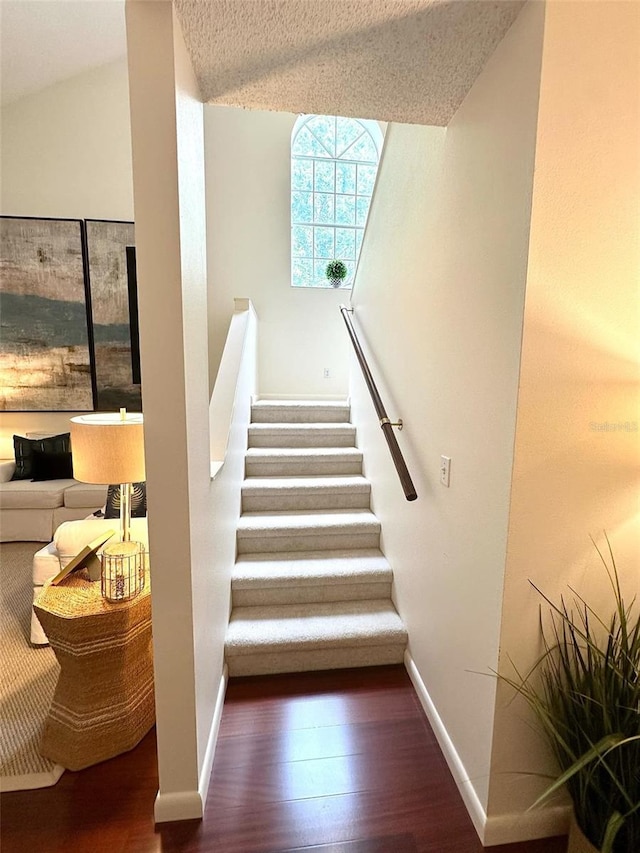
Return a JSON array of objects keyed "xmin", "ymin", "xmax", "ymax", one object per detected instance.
[{"xmin": 33, "ymin": 573, "xmax": 154, "ymax": 771}]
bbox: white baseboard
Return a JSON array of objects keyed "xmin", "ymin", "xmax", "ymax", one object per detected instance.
[
  {"xmin": 154, "ymin": 790, "xmax": 203, "ymax": 823},
  {"xmin": 198, "ymin": 664, "xmax": 228, "ymax": 806},
  {"xmin": 403, "ymin": 651, "xmax": 569, "ymax": 847},
  {"xmin": 404, "ymin": 651, "xmax": 487, "ymax": 841},
  {"xmin": 154, "ymin": 666, "xmax": 228, "ymax": 824}
]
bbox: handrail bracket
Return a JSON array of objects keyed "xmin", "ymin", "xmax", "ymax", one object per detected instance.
[{"xmin": 380, "ymin": 417, "xmax": 403, "ymax": 431}]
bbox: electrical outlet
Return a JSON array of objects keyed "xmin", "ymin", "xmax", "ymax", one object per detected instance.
[
  {"xmin": 323, "ymin": 368, "xmax": 331, "ymax": 379},
  {"xmin": 440, "ymin": 456, "xmax": 451, "ymax": 487}
]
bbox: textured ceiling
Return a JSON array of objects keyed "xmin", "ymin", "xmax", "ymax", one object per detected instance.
[{"xmin": 174, "ymin": 0, "xmax": 526, "ymax": 125}]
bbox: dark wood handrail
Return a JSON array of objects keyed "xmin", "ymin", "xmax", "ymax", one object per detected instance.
[{"xmin": 339, "ymin": 305, "xmax": 417, "ymax": 502}]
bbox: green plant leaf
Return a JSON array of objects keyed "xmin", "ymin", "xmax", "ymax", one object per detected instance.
[
  {"xmin": 491, "ymin": 536, "xmax": 640, "ymax": 851},
  {"xmin": 601, "ymin": 811, "xmax": 625, "ymax": 853},
  {"xmin": 529, "ymin": 734, "xmax": 627, "ymax": 809}
]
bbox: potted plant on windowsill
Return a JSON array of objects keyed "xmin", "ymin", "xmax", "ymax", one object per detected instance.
[
  {"xmin": 325, "ymin": 259, "xmax": 348, "ymax": 288},
  {"xmin": 498, "ymin": 537, "xmax": 639, "ymax": 853}
]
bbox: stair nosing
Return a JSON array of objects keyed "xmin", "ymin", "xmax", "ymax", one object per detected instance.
[
  {"xmin": 238, "ymin": 510, "xmax": 380, "ymax": 530},
  {"xmin": 232, "ymin": 550, "xmax": 392, "ymax": 587},
  {"xmin": 246, "ymin": 447, "xmax": 362, "ymax": 455},
  {"xmin": 234, "ymin": 547, "xmax": 387, "ymax": 562},
  {"xmin": 249, "ymin": 423, "xmax": 354, "ymax": 430},
  {"xmin": 241, "ymin": 476, "xmax": 370, "ymax": 495},
  {"xmin": 226, "ymin": 600, "xmax": 407, "ymax": 654},
  {"xmin": 252, "ymin": 400, "xmax": 349, "ymax": 406}
]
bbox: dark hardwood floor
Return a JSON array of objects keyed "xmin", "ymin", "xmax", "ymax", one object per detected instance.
[{"xmin": 1, "ymin": 665, "xmax": 567, "ymax": 853}]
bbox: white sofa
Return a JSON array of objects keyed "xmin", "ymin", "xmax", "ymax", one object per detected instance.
[
  {"xmin": 0, "ymin": 460, "xmax": 107, "ymax": 542},
  {"xmin": 31, "ymin": 516, "xmax": 150, "ymax": 644}
]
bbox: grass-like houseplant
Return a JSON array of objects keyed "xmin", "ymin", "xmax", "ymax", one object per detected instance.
[
  {"xmin": 325, "ymin": 259, "xmax": 347, "ymax": 288},
  {"xmin": 499, "ymin": 537, "xmax": 639, "ymax": 853}
]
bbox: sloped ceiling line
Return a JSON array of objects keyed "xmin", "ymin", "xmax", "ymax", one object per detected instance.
[{"xmin": 174, "ymin": 0, "xmax": 526, "ymax": 126}]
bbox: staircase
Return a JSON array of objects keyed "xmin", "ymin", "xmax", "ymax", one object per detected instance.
[{"xmin": 225, "ymin": 399, "xmax": 407, "ymax": 677}]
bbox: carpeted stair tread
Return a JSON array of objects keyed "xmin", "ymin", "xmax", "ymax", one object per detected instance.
[
  {"xmin": 242, "ymin": 475, "xmax": 370, "ymax": 494},
  {"xmin": 245, "ymin": 447, "xmax": 363, "ymax": 477},
  {"xmin": 232, "ymin": 548, "xmax": 392, "ymax": 588},
  {"xmin": 246, "ymin": 447, "xmax": 363, "ymax": 460},
  {"xmin": 226, "ymin": 599, "xmax": 407, "ymax": 655},
  {"xmin": 249, "ymin": 422, "xmax": 354, "ymax": 432},
  {"xmin": 248, "ymin": 423, "xmax": 356, "ymax": 448},
  {"xmin": 251, "ymin": 400, "xmax": 351, "ymax": 423},
  {"xmin": 238, "ymin": 510, "xmax": 381, "ymax": 535},
  {"xmin": 236, "ymin": 509, "xmax": 381, "ymax": 554},
  {"xmin": 241, "ymin": 475, "xmax": 371, "ymax": 511}
]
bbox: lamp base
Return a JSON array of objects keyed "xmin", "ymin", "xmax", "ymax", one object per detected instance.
[{"xmin": 101, "ymin": 540, "xmax": 145, "ymax": 602}]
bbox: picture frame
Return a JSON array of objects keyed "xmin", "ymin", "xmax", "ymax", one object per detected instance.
[
  {"xmin": 50, "ymin": 529, "xmax": 116, "ymax": 585},
  {"xmin": 0, "ymin": 216, "xmax": 94, "ymax": 412},
  {"xmin": 84, "ymin": 219, "xmax": 141, "ymax": 411}
]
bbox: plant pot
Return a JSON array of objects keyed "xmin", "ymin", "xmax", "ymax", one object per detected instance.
[
  {"xmin": 568, "ymin": 813, "xmax": 600, "ymax": 853},
  {"xmin": 329, "ymin": 278, "xmax": 342, "ymax": 288}
]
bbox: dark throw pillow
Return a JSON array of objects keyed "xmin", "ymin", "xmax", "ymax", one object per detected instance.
[
  {"xmin": 104, "ymin": 482, "xmax": 147, "ymax": 519},
  {"xmin": 11, "ymin": 433, "xmax": 71, "ymax": 480},
  {"xmin": 31, "ymin": 449, "xmax": 74, "ymax": 481}
]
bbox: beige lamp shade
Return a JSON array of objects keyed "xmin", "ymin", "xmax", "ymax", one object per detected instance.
[{"xmin": 70, "ymin": 413, "xmax": 145, "ymax": 485}]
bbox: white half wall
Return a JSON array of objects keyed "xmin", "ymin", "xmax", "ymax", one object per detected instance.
[
  {"xmin": 486, "ymin": 0, "xmax": 640, "ymax": 829},
  {"xmin": 0, "ymin": 58, "xmax": 134, "ymax": 454},
  {"xmin": 204, "ymin": 106, "xmax": 350, "ymax": 398},
  {"xmin": 127, "ymin": 1, "xmax": 255, "ymax": 821},
  {"xmin": 348, "ymin": 0, "xmax": 544, "ymax": 828}
]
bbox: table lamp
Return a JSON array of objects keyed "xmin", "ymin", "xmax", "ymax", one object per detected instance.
[
  {"xmin": 70, "ymin": 410, "xmax": 146, "ymax": 601},
  {"xmin": 70, "ymin": 409, "xmax": 145, "ymax": 541}
]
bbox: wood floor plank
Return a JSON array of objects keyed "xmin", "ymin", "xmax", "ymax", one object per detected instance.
[
  {"xmin": 1, "ymin": 665, "xmax": 568, "ymax": 853},
  {"xmin": 224, "ymin": 664, "xmax": 412, "ymax": 699},
  {"xmin": 279, "ymin": 837, "xmax": 420, "ymax": 853},
  {"xmin": 182, "ymin": 786, "xmax": 483, "ymax": 853},
  {"xmin": 211, "ymin": 743, "xmax": 458, "ymax": 807},
  {"xmin": 219, "ymin": 689, "xmax": 420, "ymax": 737},
  {"xmin": 212, "ymin": 717, "xmax": 428, "ymax": 768}
]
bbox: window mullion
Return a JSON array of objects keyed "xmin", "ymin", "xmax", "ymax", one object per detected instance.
[{"xmin": 312, "ymin": 158, "xmax": 316, "ymax": 271}]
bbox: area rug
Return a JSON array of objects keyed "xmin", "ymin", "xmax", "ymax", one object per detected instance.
[{"xmin": 0, "ymin": 541, "xmax": 64, "ymax": 792}]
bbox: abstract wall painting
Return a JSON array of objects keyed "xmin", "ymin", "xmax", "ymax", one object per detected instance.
[
  {"xmin": 0, "ymin": 217, "xmax": 93, "ymax": 411},
  {"xmin": 85, "ymin": 220, "xmax": 141, "ymax": 411}
]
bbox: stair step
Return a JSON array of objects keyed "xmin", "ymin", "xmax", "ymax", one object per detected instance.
[
  {"xmin": 241, "ymin": 476, "xmax": 371, "ymax": 511},
  {"xmin": 251, "ymin": 400, "xmax": 351, "ymax": 424},
  {"xmin": 246, "ymin": 447, "xmax": 362, "ymax": 477},
  {"xmin": 228, "ymin": 396, "xmax": 407, "ymax": 678},
  {"xmin": 225, "ymin": 599, "xmax": 407, "ymax": 676},
  {"xmin": 237, "ymin": 510, "xmax": 381, "ymax": 554},
  {"xmin": 248, "ymin": 423, "xmax": 356, "ymax": 448},
  {"xmin": 232, "ymin": 548, "xmax": 392, "ymax": 606}
]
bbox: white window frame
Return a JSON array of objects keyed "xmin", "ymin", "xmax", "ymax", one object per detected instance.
[{"xmin": 291, "ymin": 115, "xmax": 383, "ymax": 289}]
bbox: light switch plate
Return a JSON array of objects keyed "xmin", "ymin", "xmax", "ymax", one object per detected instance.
[{"xmin": 440, "ymin": 456, "xmax": 451, "ymax": 487}]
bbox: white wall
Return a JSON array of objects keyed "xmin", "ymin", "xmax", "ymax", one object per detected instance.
[
  {"xmin": 204, "ymin": 106, "xmax": 350, "ymax": 398},
  {"xmin": 1, "ymin": 60, "xmax": 133, "ymax": 220},
  {"xmin": 0, "ymin": 59, "xmax": 133, "ymax": 456},
  {"xmin": 487, "ymin": 0, "xmax": 640, "ymax": 833},
  {"xmin": 349, "ymin": 0, "xmax": 544, "ymax": 827},
  {"xmin": 126, "ymin": 0, "xmax": 254, "ymax": 821}
]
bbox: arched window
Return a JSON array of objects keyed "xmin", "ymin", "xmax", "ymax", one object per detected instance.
[{"xmin": 291, "ymin": 115, "xmax": 383, "ymax": 288}]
